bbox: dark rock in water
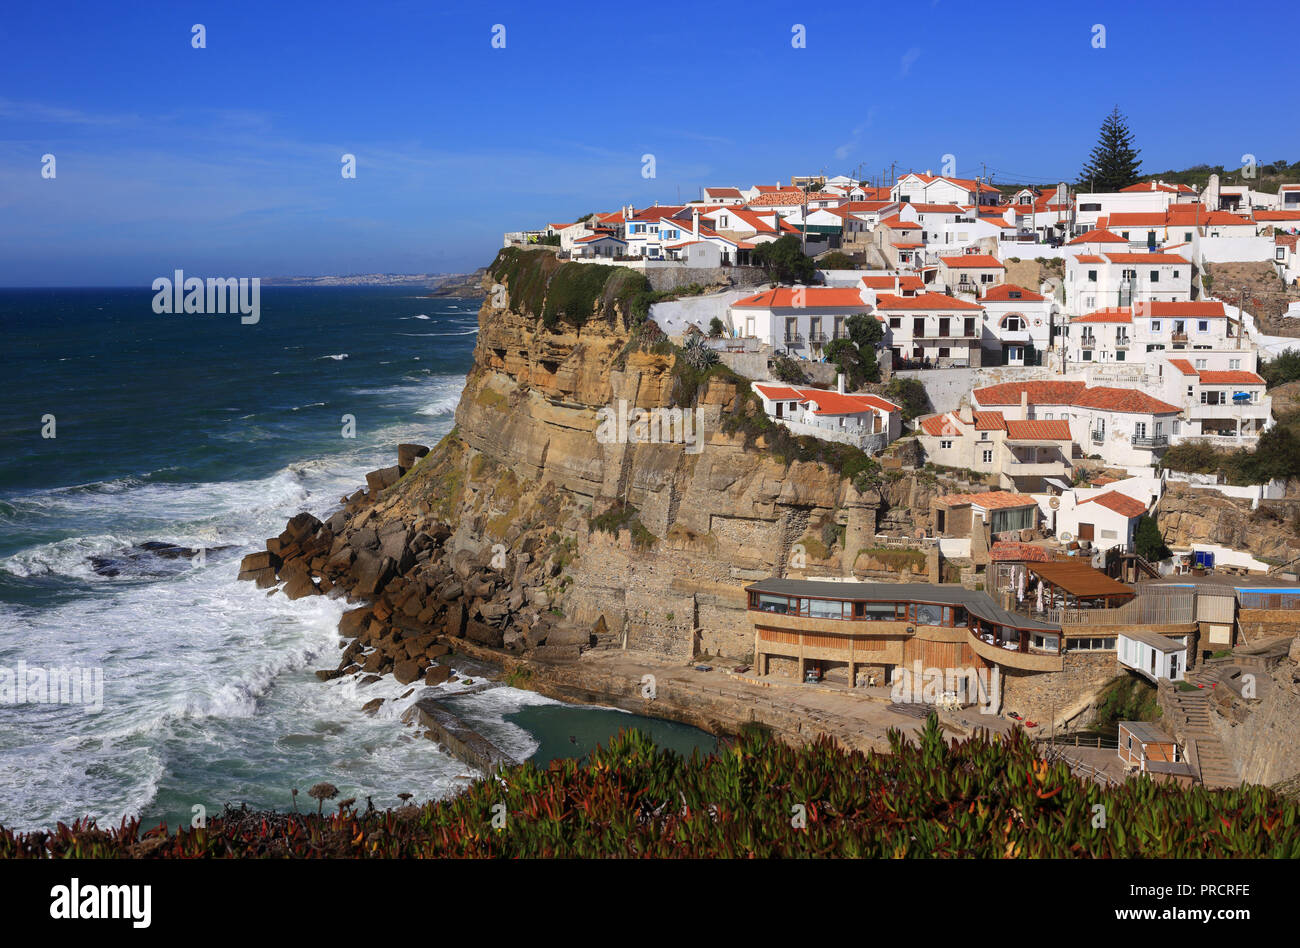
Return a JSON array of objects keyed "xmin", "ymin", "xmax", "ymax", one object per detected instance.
[
  {"xmin": 361, "ymin": 698, "xmax": 384, "ymax": 716},
  {"xmin": 424, "ymin": 665, "xmax": 452, "ymax": 686},
  {"xmin": 88, "ymin": 541, "xmax": 235, "ymax": 577},
  {"xmin": 393, "ymin": 659, "xmax": 422, "ymax": 685}
]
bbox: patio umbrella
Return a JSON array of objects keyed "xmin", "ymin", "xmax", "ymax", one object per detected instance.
[
  {"xmin": 1036, "ymin": 580, "xmax": 1044, "ymax": 613},
  {"xmin": 1016, "ymin": 566, "xmax": 1025, "ymax": 602}
]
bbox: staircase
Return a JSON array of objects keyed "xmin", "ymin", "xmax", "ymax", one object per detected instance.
[{"xmin": 1168, "ymin": 684, "xmax": 1238, "ymax": 789}]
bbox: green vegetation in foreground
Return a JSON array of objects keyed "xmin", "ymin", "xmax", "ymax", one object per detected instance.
[{"xmin": 4, "ymin": 718, "xmax": 1297, "ymax": 857}]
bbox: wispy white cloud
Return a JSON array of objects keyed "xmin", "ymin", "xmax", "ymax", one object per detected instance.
[{"xmin": 899, "ymin": 47, "xmax": 921, "ymax": 78}]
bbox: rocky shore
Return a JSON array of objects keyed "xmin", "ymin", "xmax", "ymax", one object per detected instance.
[{"xmin": 237, "ymin": 440, "xmax": 611, "ymax": 721}]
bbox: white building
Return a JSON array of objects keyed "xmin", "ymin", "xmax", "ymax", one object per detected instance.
[
  {"xmin": 971, "ymin": 380, "xmax": 1182, "ymax": 468},
  {"xmin": 728, "ymin": 286, "xmax": 869, "ymax": 358},
  {"xmin": 752, "ymin": 381, "xmax": 901, "ymax": 452},
  {"xmin": 1156, "ymin": 359, "xmax": 1271, "ymax": 443},
  {"xmin": 877, "ymin": 292, "xmax": 984, "ymax": 367},
  {"xmin": 917, "ymin": 408, "xmax": 1072, "ymax": 492},
  {"xmin": 1063, "ymin": 252, "xmax": 1192, "ymax": 314},
  {"xmin": 978, "ymin": 284, "xmax": 1056, "ymax": 365}
]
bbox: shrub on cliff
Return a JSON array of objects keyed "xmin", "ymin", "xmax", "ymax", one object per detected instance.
[
  {"xmin": 7, "ymin": 716, "xmax": 1299, "ymax": 858},
  {"xmin": 488, "ymin": 248, "xmax": 649, "ymax": 330}
]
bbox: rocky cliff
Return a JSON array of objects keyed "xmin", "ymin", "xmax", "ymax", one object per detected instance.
[{"xmin": 1156, "ymin": 482, "xmax": 1300, "ymax": 564}]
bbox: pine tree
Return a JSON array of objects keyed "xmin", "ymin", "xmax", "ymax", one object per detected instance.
[{"xmin": 1078, "ymin": 107, "xmax": 1143, "ymax": 192}]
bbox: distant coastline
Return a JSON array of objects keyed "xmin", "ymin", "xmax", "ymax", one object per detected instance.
[{"xmin": 260, "ymin": 269, "xmax": 487, "ymax": 297}]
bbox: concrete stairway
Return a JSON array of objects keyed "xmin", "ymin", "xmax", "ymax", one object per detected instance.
[{"xmin": 1169, "ymin": 685, "xmax": 1238, "ymax": 789}]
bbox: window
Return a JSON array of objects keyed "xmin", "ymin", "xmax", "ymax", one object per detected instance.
[
  {"xmin": 1201, "ymin": 391, "xmax": 1226, "ymax": 405},
  {"xmin": 1229, "ymin": 359, "xmax": 1241, "ymax": 370},
  {"xmin": 1087, "ymin": 269, "xmax": 1097, "ymax": 282},
  {"xmin": 808, "ymin": 598, "xmax": 848, "ymax": 619},
  {"xmin": 1184, "ymin": 232, "xmax": 1192, "ymax": 242},
  {"xmin": 889, "ymin": 317, "xmax": 901, "ymax": 329},
  {"xmin": 940, "ymin": 439, "xmax": 952, "ymax": 450},
  {"xmin": 756, "ymin": 594, "xmax": 790, "ymax": 613},
  {"xmin": 1134, "ymin": 422, "xmax": 1147, "ymax": 438},
  {"xmin": 982, "ymin": 449, "xmax": 993, "ymax": 463},
  {"xmin": 1082, "ymin": 350, "xmax": 1093, "ymax": 361},
  {"xmin": 1195, "ymin": 359, "xmax": 1207, "ymax": 369},
  {"xmin": 1151, "ymin": 320, "xmax": 1162, "ymax": 332},
  {"xmin": 1172, "ymin": 419, "xmax": 1181, "ymax": 435},
  {"xmin": 1173, "ymin": 270, "xmax": 1180, "ymax": 278},
  {"xmin": 1197, "ymin": 320, "xmax": 1208, "ymax": 332},
  {"xmin": 1150, "ymin": 270, "xmax": 1160, "ymax": 282},
  {"xmin": 1003, "ymin": 315, "xmax": 1024, "ymax": 331},
  {"xmin": 860, "ymin": 602, "xmax": 897, "ymax": 621},
  {"xmin": 914, "ymin": 603, "xmax": 943, "ymax": 625}
]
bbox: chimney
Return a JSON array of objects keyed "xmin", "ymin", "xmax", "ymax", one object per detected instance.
[
  {"xmin": 1020, "ymin": 389, "xmax": 1029, "ymax": 417},
  {"xmin": 692, "ymin": 208, "xmax": 699, "ymax": 239},
  {"xmin": 837, "ymin": 373, "xmax": 846, "ymax": 394},
  {"xmin": 894, "ymin": 275, "xmax": 900, "ymax": 293},
  {"xmin": 623, "ymin": 204, "xmax": 631, "ymax": 221},
  {"xmin": 960, "ymin": 403, "xmax": 974, "ymax": 424}
]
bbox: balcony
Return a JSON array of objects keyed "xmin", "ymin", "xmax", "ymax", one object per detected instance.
[
  {"xmin": 1193, "ymin": 402, "xmax": 1268, "ymax": 420},
  {"xmin": 1131, "ymin": 434, "xmax": 1169, "ymax": 449},
  {"xmin": 783, "ymin": 333, "xmax": 804, "ymax": 346},
  {"xmin": 1171, "ymin": 331, "xmax": 1188, "ymax": 343},
  {"xmin": 1091, "ymin": 429, "xmax": 1105, "ymax": 444},
  {"xmin": 808, "ymin": 330, "xmax": 829, "ymax": 344}
]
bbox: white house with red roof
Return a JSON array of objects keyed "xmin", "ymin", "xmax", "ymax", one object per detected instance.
[
  {"xmin": 892, "ymin": 172, "xmax": 1001, "ymax": 207},
  {"xmin": 916, "ymin": 404, "xmax": 1073, "ymax": 492},
  {"xmin": 936, "ymin": 253, "xmax": 1006, "ymax": 297},
  {"xmin": 1053, "ymin": 488, "xmax": 1151, "ymax": 551},
  {"xmin": 728, "ymin": 286, "xmax": 872, "ymax": 358},
  {"xmin": 701, "ymin": 187, "xmax": 745, "ymax": 205},
  {"xmin": 877, "ymin": 292, "xmax": 984, "ymax": 367},
  {"xmin": 1063, "ymin": 251, "xmax": 1193, "ymax": 313},
  {"xmin": 1154, "ymin": 358, "xmax": 1271, "ymax": 443},
  {"xmin": 971, "ymin": 380, "xmax": 1182, "ymax": 468},
  {"xmin": 1067, "ymin": 300, "xmax": 1245, "ymax": 367},
  {"xmin": 1075, "ymin": 181, "xmax": 1197, "ymax": 231},
  {"xmin": 752, "ymin": 379, "xmax": 901, "ymax": 452},
  {"xmin": 978, "ymin": 284, "xmax": 1056, "ymax": 365}
]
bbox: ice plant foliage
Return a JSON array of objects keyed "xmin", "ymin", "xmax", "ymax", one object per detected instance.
[{"xmin": 1, "ymin": 718, "xmax": 1297, "ymax": 858}]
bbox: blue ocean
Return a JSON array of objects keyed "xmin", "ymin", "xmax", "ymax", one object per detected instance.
[{"xmin": 0, "ymin": 287, "xmax": 711, "ymax": 832}]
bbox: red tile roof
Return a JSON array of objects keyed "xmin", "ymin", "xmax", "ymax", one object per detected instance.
[
  {"xmin": 1074, "ymin": 308, "xmax": 1131, "ymax": 324},
  {"xmin": 974, "ymin": 411, "xmax": 1007, "ymax": 431},
  {"xmin": 990, "ymin": 541, "xmax": 1053, "ymax": 562},
  {"xmin": 1073, "ymin": 387, "xmax": 1181, "ymax": 414},
  {"xmin": 939, "ymin": 254, "xmax": 1005, "ymax": 268},
  {"xmin": 1102, "ymin": 253, "xmax": 1189, "ymax": 264},
  {"xmin": 878, "ymin": 215, "xmax": 920, "ymax": 230},
  {"xmin": 1257, "ymin": 210, "xmax": 1300, "ymax": 221},
  {"xmin": 752, "ymin": 385, "xmax": 900, "ymax": 416},
  {"xmin": 937, "ymin": 491, "xmax": 1039, "ymax": 510},
  {"xmin": 918, "ymin": 412, "xmax": 967, "ymax": 436},
  {"xmin": 1168, "ymin": 358, "xmax": 1198, "ymax": 375},
  {"xmin": 703, "ymin": 187, "xmax": 742, "ymax": 198},
  {"xmin": 1082, "ymin": 491, "xmax": 1148, "ymax": 519},
  {"xmin": 981, "ymin": 284, "xmax": 1045, "ymax": 302},
  {"xmin": 1198, "ymin": 370, "xmax": 1265, "ymax": 385},
  {"xmin": 1067, "ymin": 229, "xmax": 1128, "ymax": 245},
  {"xmin": 748, "ymin": 191, "xmax": 808, "ymax": 207},
  {"xmin": 1074, "ymin": 254, "xmax": 1106, "ymax": 264},
  {"xmin": 1005, "ymin": 419, "xmax": 1072, "ymax": 440},
  {"xmin": 860, "ymin": 275, "xmax": 924, "ymax": 291},
  {"xmin": 874, "ymin": 292, "xmax": 982, "ymax": 311},
  {"xmin": 1133, "ymin": 300, "xmax": 1226, "ymax": 318},
  {"xmin": 972, "ymin": 381, "xmax": 1180, "ymax": 415},
  {"xmin": 731, "ymin": 287, "xmax": 867, "ymax": 308}
]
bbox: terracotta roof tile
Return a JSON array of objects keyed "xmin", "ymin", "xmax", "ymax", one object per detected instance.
[
  {"xmin": 1005, "ymin": 419, "xmax": 1072, "ymax": 440},
  {"xmin": 974, "ymin": 411, "xmax": 1007, "ymax": 431},
  {"xmin": 874, "ymin": 292, "xmax": 982, "ymax": 311},
  {"xmin": 937, "ymin": 491, "xmax": 1039, "ymax": 510},
  {"xmin": 1082, "ymin": 491, "xmax": 1147, "ymax": 518},
  {"xmin": 981, "ymin": 284, "xmax": 1044, "ymax": 302},
  {"xmin": 1198, "ymin": 370, "xmax": 1265, "ymax": 385},
  {"xmin": 990, "ymin": 541, "xmax": 1053, "ymax": 562},
  {"xmin": 939, "ymin": 254, "xmax": 1005, "ymax": 268}
]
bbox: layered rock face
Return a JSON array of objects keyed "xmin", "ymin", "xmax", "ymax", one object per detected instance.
[
  {"xmin": 239, "ymin": 252, "xmax": 882, "ymax": 675},
  {"xmin": 1156, "ymin": 482, "xmax": 1300, "ymax": 564},
  {"xmin": 442, "ymin": 259, "xmax": 875, "ymax": 660}
]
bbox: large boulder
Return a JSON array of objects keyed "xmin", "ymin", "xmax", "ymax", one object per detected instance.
[
  {"xmin": 424, "ymin": 665, "xmax": 452, "ymax": 686},
  {"xmin": 393, "ymin": 659, "xmax": 423, "ymax": 686},
  {"xmin": 397, "ymin": 443, "xmax": 430, "ymax": 470},
  {"xmin": 365, "ymin": 466, "xmax": 402, "ymax": 494},
  {"xmin": 238, "ymin": 566, "xmax": 279, "ymax": 589},
  {"xmin": 464, "ymin": 620, "xmax": 504, "ymax": 648},
  {"xmin": 284, "ymin": 512, "xmax": 323, "ymax": 544},
  {"xmin": 545, "ymin": 624, "xmax": 594, "ymax": 648},
  {"xmin": 283, "ymin": 573, "xmax": 320, "ymax": 600},
  {"xmin": 239, "ymin": 550, "xmax": 281, "ymax": 573}
]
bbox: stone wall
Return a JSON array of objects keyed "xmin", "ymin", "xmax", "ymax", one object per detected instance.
[
  {"xmin": 645, "ymin": 265, "xmax": 769, "ymax": 292},
  {"xmin": 1239, "ymin": 609, "xmax": 1300, "ymax": 643},
  {"xmin": 1000, "ymin": 650, "xmax": 1121, "ymax": 726}
]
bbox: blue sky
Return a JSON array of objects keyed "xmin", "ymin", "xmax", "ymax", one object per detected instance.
[{"xmin": 1, "ymin": 0, "xmax": 1296, "ymax": 285}]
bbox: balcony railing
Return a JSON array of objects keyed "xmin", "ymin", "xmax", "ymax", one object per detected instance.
[
  {"xmin": 1091, "ymin": 429, "xmax": 1105, "ymax": 444},
  {"xmin": 1171, "ymin": 331, "xmax": 1188, "ymax": 343},
  {"xmin": 808, "ymin": 331, "xmax": 829, "ymax": 344},
  {"xmin": 1131, "ymin": 434, "xmax": 1169, "ymax": 449},
  {"xmin": 784, "ymin": 333, "xmax": 804, "ymax": 345}
]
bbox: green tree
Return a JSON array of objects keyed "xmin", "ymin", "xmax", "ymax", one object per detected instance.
[
  {"xmin": 824, "ymin": 338, "xmax": 866, "ymax": 389},
  {"xmin": 751, "ymin": 235, "xmax": 815, "ymax": 285},
  {"xmin": 1078, "ymin": 107, "xmax": 1143, "ymax": 192},
  {"xmin": 1134, "ymin": 515, "xmax": 1171, "ymax": 562},
  {"xmin": 708, "ymin": 316, "xmax": 725, "ymax": 337}
]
